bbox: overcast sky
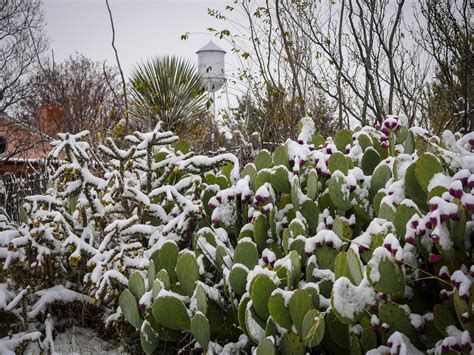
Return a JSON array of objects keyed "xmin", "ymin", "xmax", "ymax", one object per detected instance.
[{"xmin": 42, "ymin": 0, "xmax": 232, "ymax": 77}]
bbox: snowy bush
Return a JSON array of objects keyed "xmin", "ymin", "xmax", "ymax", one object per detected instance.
[{"xmin": 1, "ymin": 116, "xmax": 473, "ymax": 354}]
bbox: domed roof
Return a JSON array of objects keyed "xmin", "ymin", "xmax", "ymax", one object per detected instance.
[{"xmin": 196, "ymin": 41, "xmax": 226, "ymax": 54}]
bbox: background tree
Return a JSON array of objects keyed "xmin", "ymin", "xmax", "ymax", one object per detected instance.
[
  {"xmin": 415, "ymin": 0, "xmax": 473, "ymax": 133},
  {"xmin": 128, "ymin": 56, "xmax": 209, "ymax": 145},
  {"xmin": 0, "ymin": 0, "xmax": 48, "ymax": 114},
  {"xmin": 22, "ymin": 53, "xmax": 125, "ymax": 145}
]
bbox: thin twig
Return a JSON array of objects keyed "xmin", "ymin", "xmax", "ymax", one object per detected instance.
[{"xmin": 105, "ymin": 0, "xmax": 129, "ymax": 134}]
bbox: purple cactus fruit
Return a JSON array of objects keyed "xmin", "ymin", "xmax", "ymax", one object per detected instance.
[
  {"xmin": 315, "ymin": 241, "xmax": 322, "ymax": 248},
  {"xmin": 345, "ymin": 147, "xmax": 350, "ymax": 154},
  {"xmin": 451, "ymin": 344, "xmax": 463, "ymax": 352},
  {"xmin": 380, "ymin": 323, "xmax": 390, "ymax": 333},
  {"xmin": 439, "ymin": 270, "xmax": 450, "ymax": 281},
  {"xmin": 384, "ymin": 243, "xmax": 392, "ymax": 252},
  {"xmin": 300, "ymin": 159, "xmax": 306, "ymax": 166},
  {"xmin": 216, "ymin": 195, "xmax": 222, "ymax": 203},
  {"xmin": 211, "ymin": 218, "xmax": 219, "ymax": 225},
  {"xmin": 428, "ymin": 202, "xmax": 438, "ymax": 212},
  {"xmin": 375, "ymin": 123, "xmax": 381, "ymax": 130},
  {"xmin": 208, "ymin": 202, "xmax": 217, "ymax": 210},
  {"xmin": 379, "ymin": 293, "xmax": 388, "ymax": 302},
  {"xmin": 405, "ymin": 236, "xmax": 416, "ymax": 245},
  {"xmin": 441, "ymin": 344, "xmax": 450, "ymax": 353},
  {"xmin": 411, "ymin": 220, "xmax": 419, "ymax": 229},
  {"xmin": 349, "ymin": 222, "xmax": 356, "ymax": 229},
  {"xmin": 349, "ymin": 185, "xmax": 356, "ymax": 193},
  {"xmin": 381, "ymin": 142, "xmax": 389, "ymax": 149},
  {"xmin": 415, "ymin": 324, "xmax": 424, "ymax": 333},
  {"xmin": 380, "ymin": 135, "xmax": 389, "ymax": 142},
  {"xmin": 468, "ymin": 177, "xmax": 474, "ymax": 189},
  {"xmin": 431, "ymin": 234, "xmax": 440, "ymax": 244},
  {"xmin": 314, "ymin": 158, "xmax": 320, "ymax": 165},
  {"xmin": 228, "ymin": 195, "xmax": 235, "ymax": 202},
  {"xmin": 371, "ymin": 322, "xmax": 380, "ymax": 330},
  {"xmin": 430, "ymin": 216, "xmax": 438, "ymax": 226},
  {"xmin": 451, "ymin": 279, "xmax": 461, "ymax": 288},
  {"xmin": 439, "ymin": 289, "xmax": 449, "ymax": 301},
  {"xmin": 262, "ymin": 256, "xmax": 269, "ymax": 264},
  {"xmin": 460, "ymin": 292, "xmax": 470, "ymax": 300},
  {"xmin": 381, "ymin": 127, "xmax": 389, "ymax": 135},
  {"xmin": 358, "ymin": 245, "xmax": 367, "ymax": 254},
  {"xmin": 289, "ymin": 159, "xmax": 295, "ymax": 167},
  {"xmin": 387, "ymin": 341, "xmax": 393, "ymax": 348},
  {"xmin": 463, "ymin": 342, "xmax": 472, "ymax": 352},
  {"xmin": 139, "ymin": 303, "xmax": 146, "ymax": 310},
  {"xmin": 449, "ymin": 186, "xmax": 463, "ymax": 199},
  {"xmin": 305, "ymin": 252, "xmax": 312, "ymax": 257},
  {"xmin": 326, "ymin": 240, "xmax": 334, "ymax": 248},
  {"xmin": 326, "ymin": 147, "xmax": 332, "ymax": 154},
  {"xmin": 298, "ymin": 139, "xmax": 304, "ymax": 145},
  {"xmin": 393, "ymin": 123, "xmax": 401, "ymax": 132},
  {"xmin": 428, "ymin": 253, "xmax": 442, "ymax": 263},
  {"xmin": 282, "ymin": 222, "xmax": 289, "ymax": 228},
  {"xmin": 326, "ymin": 222, "xmax": 333, "ymax": 229},
  {"xmin": 463, "ymin": 200, "xmax": 474, "ymax": 210},
  {"xmin": 469, "ymin": 138, "xmax": 474, "ymax": 146},
  {"xmin": 460, "ymin": 314, "xmax": 470, "ymax": 323},
  {"xmin": 417, "ymin": 228, "xmax": 426, "ymax": 237},
  {"xmin": 171, "ymin": 213, "xmax": 178, "ymax": 218}
]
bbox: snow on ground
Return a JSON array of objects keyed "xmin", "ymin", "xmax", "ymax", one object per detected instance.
[{"xmin": 25, "ymin": 327, "xmax": 126, "ymax": 355}]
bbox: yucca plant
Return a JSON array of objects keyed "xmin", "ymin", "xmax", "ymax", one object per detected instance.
[{"xmin": 129, "ymin": 56, "xmax": 208, "ymax": 139}]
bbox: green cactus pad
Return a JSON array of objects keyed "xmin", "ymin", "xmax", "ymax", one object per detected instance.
[
  {"xmin": 265, "ymin": 317, "xmax": 278, "ymax": 337},
  {"xmin": 393, "ymin": 204, "xmax": 418, "ymax": 238},
  {"xmin": 229, "ymin": 264, "xmax": 249, "ymax": 295},
  {"xmin": 372, "ymin": 191, "xmax": 386, "ymax": 217},
  {"xmin": 346, "ymin": 248, "xmax": 363, "ymax": 285},
  {"xmin": 370, "ymin": 164, "xmax": 391, "ymax": 198},
  {"xmin": 334, "ymin": 129, "xmax": 352, "ymax": 152},
  {"xmin": 119, "ymin": 289, "xmax": 142, "ymax": 329},
  {"xmin": 328, "ymin": 152, "xmax": 349, "ymax": 175},
  {"xmin": 366, "ymin": 258, "xmax": 404, "ymax": 295},
  {"xmin": 289, "ymin": 289, "xmax": 314, "ymax": 334},
  {"xmin": 202, "ymin": 188, "xmax": 217, "ymax": 218},
  {"xmin": 379, "ymin": 302, "xmax": 421, "ymax": 348},
  {"xmin": 357, "ymin": 133, "xmax": 372, "ymax": 152},
  {"xmin": 415, "ymin": 153, "xmax": 443, "ymax": 193},
  {"xmin": 433, "ymin": 304, "xmax": 458, "ymax": 336},
  {"xmin": 176, "ymin": 252, "xmax": 199, "ymax": 296},
  {"xmin": 191, "ymin": 312, "xmax": 210, "ymax": 349},
  {"xmin": 333, "ymin": 217, "xmax": 352, "ymax": 241},
  {"xmin": 147, "ymin": 261, "xmax": 156, "ymax": 291},
  {"xmin": 334, "ymin": 252, "xmax": 354, "ymax": 284},
  {"xmin": 314, "ymin": 245, "xmax": 338, "ymax": 270},
  {"xmin": 306, "ymin": 169, "xmax": 319, "ymax": 200},
  {"xmin": 158, "ymin": 241, "xmax": 179, "ymax": 282},
  {"xmin": 404, "ymin": 163, "xmax": 427, "ymax": 210},
  {"xmin": 140, "ymin": 320, "xmax": 159, "ymax": 354},
  {"xmin": 326, "ymin": 311, "xmax": 350, "ymax": 349},
  {"xmin": 254, "ymin": 214, "xmax": 269, "ymax": 251},
  {"xmin": 378, "ymin": 202, "xmax": 396, "ymax": 221},
  {"xmin": 194, "ymin": 283, "xmax": 208, "ymax": 315},
  {"xmin": 241, "ymin": 163, "xmax": 257, "ymax": 190},
  {"xmin": 152, "ymin": 295, "xmax": 190, "ymax": 331},
  {"xmin": 300, "ymin": 199, "xmax": 319, "ymax": 236},
  {"xmin": 302, "ymin": 309, "xmax": 325, "ymax": 347},
  {"xmin": 453, "ymin": 290, "xmax": 474, "ymax": 333},
  {"xmin": 329, "ymin": 171, "xmax": 352, "ymax": 211},
  {"xmin": 360, "ymin": 328, "xmax": 377, "ymax": 353},
  {"xmin": 273, "ymin": 145, "xmax": 290, "ymax": 168},
  {"xmin": 256, "ymin": 337, "xmax": 277, "ymax": 355},
  {"xmin": 291, "ymin": 176, "xmax": 301, "ymax": 211},
  {"xmin": 271, "ymin": 165, "xmax": 291, "ymax": 193},
  {"xmin": 280, "ymin": 332, "xmax": 305, "ymax": 355},
  {"xmin": 310, "ymin": 134, "xmax": 325, "ymax": 148},
  {"xmin": 156, "ymin": 269, "xmax": 171, "ymax": 290},
  {"xmin": 256, "ymin": 170, "xmax": 272, "ymax": 190},
  {"xmin": 129, "ymin": 272, "xmax": 146, "ymax": 301},
  {"xmin": 238, "ymin": 295, "xmax": 251, "ymax": 336},
  {"xmin": 268, "ymin": 292, "xmax": 293, "ymax": 330},
  {"xmin": 234, "ymin": 240, "xmax": 259, "ymax": 269},
  {"xmin": 361, "ymin": 147, "xmax": 381, "ymax": 175},
  {"xmin": 250, "ymin": 274, "xmax": 277, "ymax": 320},
  {"xmin": 152, "ymin": 279, "xmax": 162, "ymax": 299},
  {"xmin": 255, "ymin": 150, "xmax": 274, "ymax": 171}
]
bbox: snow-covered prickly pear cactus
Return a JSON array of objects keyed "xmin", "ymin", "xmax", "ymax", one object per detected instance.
[{"xmin": 162, "ymin": 116, "xmax": 472, "ymax": 353}]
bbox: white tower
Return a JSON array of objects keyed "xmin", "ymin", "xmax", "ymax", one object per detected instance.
[
  {"xmin": 196, "ymin": 41, "xmax": 226, "ymax": 93},
  {"xmin": 196, "ymin": 41, "xmax": 226, "ymax": 147}
]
